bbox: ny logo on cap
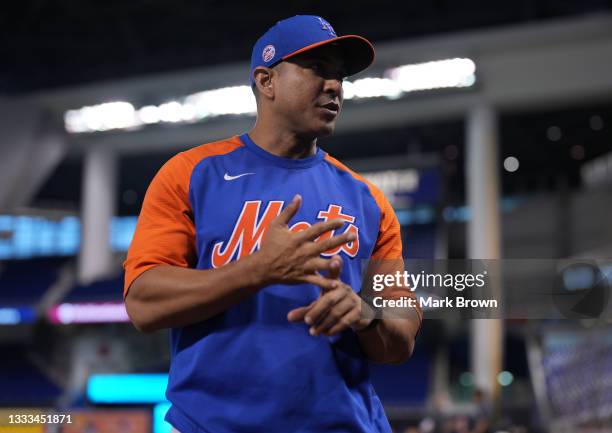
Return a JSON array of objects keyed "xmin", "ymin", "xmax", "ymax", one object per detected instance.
[
  {"xmin": 262, "ymin": 44, "xmax": 276, "ymax": 62},
  {"xmin": 317, "ymin": 17, "xmax": 337, "ymax": 37}
]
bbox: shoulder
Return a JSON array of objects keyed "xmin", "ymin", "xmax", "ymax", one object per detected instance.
[
  {"xmin": 322, "ymin": 153, "xmax": 391, "ymax": 211},
  {"xmin": 155, "ymin": 136, "xmax": 244, "ymax": 182},
  {"xmin": 168, "ymin": 136, "xmax": 244, "ymax": 170},
  {"xmin": 180, "ymin": 135, "xmax": 245, "ymax": 166}
]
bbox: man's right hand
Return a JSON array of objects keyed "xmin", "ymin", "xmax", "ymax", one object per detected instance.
[{"xmin": 253, "ymin": 194, "xmax": 355, "ymax": 290}]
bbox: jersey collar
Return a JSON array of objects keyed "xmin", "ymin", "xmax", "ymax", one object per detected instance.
[{"xmin": 239, "ymin": 133, "xmax": 325, "ymax": 169}]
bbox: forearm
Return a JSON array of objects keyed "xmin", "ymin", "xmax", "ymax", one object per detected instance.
[
  {"xmin": 357, "ymin": 308, "xmax": 421, "ymax": 364},
  {"xmin": 125, "ymin": 253, "xmax": 266, "ymax": 332}
]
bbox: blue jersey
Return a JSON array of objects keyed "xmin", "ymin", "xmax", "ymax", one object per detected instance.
[{"xmin": 125, "ymin": 134, "xmax": 404, "ymax": 433}]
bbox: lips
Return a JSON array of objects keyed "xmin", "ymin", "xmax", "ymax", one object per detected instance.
[
  {"xmin": 318, "ymin": 101, "xmax": 340, "ymax": 117},
  {"xmin": 321, "ymin": 101, "xmax": 339, "ymax": 112}
]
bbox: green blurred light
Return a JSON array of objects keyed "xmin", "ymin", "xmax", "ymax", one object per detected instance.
[
  {"xmin": 459, "ymin": 372, "xmax": 473, "ymax": 387},
  {"xmin": 497, "ymin": 371, "xmax": 514, "ymax": 386}
]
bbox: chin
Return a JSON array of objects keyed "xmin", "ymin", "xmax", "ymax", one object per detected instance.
[{"xmin": 314, "ymin": 122, "xmax": 336, "ymax": 138}]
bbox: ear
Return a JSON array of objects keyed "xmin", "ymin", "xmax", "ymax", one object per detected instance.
[{"xmin": 253, "ymin": 66, "xmax": 275, "ymax": 99}]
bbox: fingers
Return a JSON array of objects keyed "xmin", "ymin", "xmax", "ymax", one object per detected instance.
[
  {"xmin": 316, "ymin": 255, "xmax": 343, "ymax": 294},
  {"xmin": 302, "ymin": 257, "xmax": 338, "ymax": 274},
  {"xmin": 327, "ymin": 255, "xmax": 343, "ymax": 280},
  {"xmin": 275, "ymin": 194, "xmax": 302, "ymax": 225},
  {"xmin": 308, "ymin": 231, "xmax": 356, "ymax": 256},
  {"xmin": 287, "ymin": 279, "xmax": 361, "ymax": 337},
  {"xmin": 287, "ymin": 302, "xmax": 314, "ymax": 323},
  {"xmin": 325, "ymin": 309, "xmax": 362, "ymax": 336},
  {"xmin": 309, "ymin": 297, "xmax": 354, "ymax": 336},
  {"xmin": 301, "ymin": 274, "xmax": 339, "ymax": 292},
  {"xmin": 298, "ymin": 218, "xmax": 345, "ymax": 241},
  {"xmin": 303, "ymin": 290, "xmax": 344, "ymax": 328}
]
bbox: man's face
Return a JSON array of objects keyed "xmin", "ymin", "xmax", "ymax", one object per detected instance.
[{"xmin": 271, "ymin": 45, "xmax": 347, "ymax": 138}]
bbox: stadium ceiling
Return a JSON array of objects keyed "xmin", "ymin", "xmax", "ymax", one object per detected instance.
[
  {"xmin": 3, "ymin": 0, "xmax": 612, "ymax": 94},
  {"xmin": 2, "ymin": 2, "xmax": 611, "ymax": 215}
]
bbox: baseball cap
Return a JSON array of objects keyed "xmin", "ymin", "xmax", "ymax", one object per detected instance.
[{"xmin": 250, "ymin": 15, "xmax": 375, "ymax": 84}]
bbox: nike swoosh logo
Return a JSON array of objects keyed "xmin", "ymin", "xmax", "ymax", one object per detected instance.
[{"xmin": 224, "ymin": 172, "xmax": 255, "ymax": 181}]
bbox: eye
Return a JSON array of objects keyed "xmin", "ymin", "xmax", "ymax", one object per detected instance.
[{"xmin": 307, "ymin": 60, "xmax": 345, "ymax": 81}]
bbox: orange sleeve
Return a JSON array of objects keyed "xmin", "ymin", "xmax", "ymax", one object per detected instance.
[
  {"xmin": 369, "ymin": 188, "xmax": 403, "ymax": 260},
  {"xmin": 323, "ymin": 154, "xmax": 421, "ymax": 325},
  {"xmin": 123, "ymin": 152, "xmax": 197, "ymax": 298},
  {"xmin": 363, "ymin": 184, "xmax": 423, "ymax": 323}
]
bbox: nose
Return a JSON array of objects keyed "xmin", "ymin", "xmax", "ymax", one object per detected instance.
[{"xmin": 323, "ymin": 77, "xmax": 343, "ymax": 100}]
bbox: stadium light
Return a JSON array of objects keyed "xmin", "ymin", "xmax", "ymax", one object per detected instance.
[
  {"xmin": 48, "ymin": 302, "xmax": 130, "ymax": 324},
  {"xmin": 503, "ymin": 156, "xmax": 520, "ymax": 172},
  {"xmin": 64, "ymin": 58, "xmax": 476, "ymax": 134},
  {"xmin": 65, "ymin": 102, "xmax": 139, "ymax": 133},
  {"xmin": 459, "ymin": 371, "xmax": 474, "ymax": 387},
  {"xmin": 344, "ymin": 78, "xmax": 402, "ymax": 100},
  {"xmin": 387, "ymin": 58, "xmax": 476, "ymax": 92},
  {"xmin": 0, "ymin": 307, "xmax": 36, "ymax": 325},
  {"xmin": 158, "ymin": 101, "xmax": 185, "ymax": 123},
  {"xmin": 185, "ymin": 86, "xmax": 256, "ymax": 117},
  {"xmin": 87, "ymin": 374, "xmax": 168, "ymax": 404},
  {"xmin": 138, "ymin": 105, "xmax": 161, "ymax": 124},
  {"xmin": 497, "ymin": 371, "xmax": 514, "ymax": 386}
]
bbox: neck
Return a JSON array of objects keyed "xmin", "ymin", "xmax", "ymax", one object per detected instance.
[{"xmin": 249, "ymin": 119, "xmax": 317, "ymax": 159}]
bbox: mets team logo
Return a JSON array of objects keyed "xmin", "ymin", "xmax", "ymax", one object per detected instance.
[
  {"xmin": 211, "ymin": 201, "xmax": 359, "ymax": 268},
  {"xmin": 317, "ymin": 17, "xmax": 337, "ymax": 37},
  {"xmin": 262, "ymin": 45, "xmax": 276, "ymax": 62}
]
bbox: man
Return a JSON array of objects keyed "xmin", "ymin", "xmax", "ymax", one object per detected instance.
[{"xmin": 124, "ymin": 15, "xmax": 421, "ymax": 433}]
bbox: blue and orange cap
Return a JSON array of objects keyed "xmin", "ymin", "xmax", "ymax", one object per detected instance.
[{"xmin": 250, "ymin": 15, "xmax": 375, "ymax": 84}]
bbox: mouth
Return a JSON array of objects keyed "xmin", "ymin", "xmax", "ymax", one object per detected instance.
[{"xmin": 318, "ymin": 101, "xmax": 340, "ymax": 116}]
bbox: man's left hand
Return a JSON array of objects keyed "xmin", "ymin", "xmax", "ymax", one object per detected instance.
[{"xmin": 287, "ymin": 255, "xmax": 373, "ymax": 336}]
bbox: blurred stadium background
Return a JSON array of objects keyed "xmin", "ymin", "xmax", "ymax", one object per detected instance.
[{"xmin": 2, "ymin": 1, "xmax": 612, "ymax": 432}]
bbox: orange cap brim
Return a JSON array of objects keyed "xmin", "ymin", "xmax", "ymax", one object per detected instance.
[{"xmin": 282, "ymin": 34, "xmax": 375, "ymax": 77}]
